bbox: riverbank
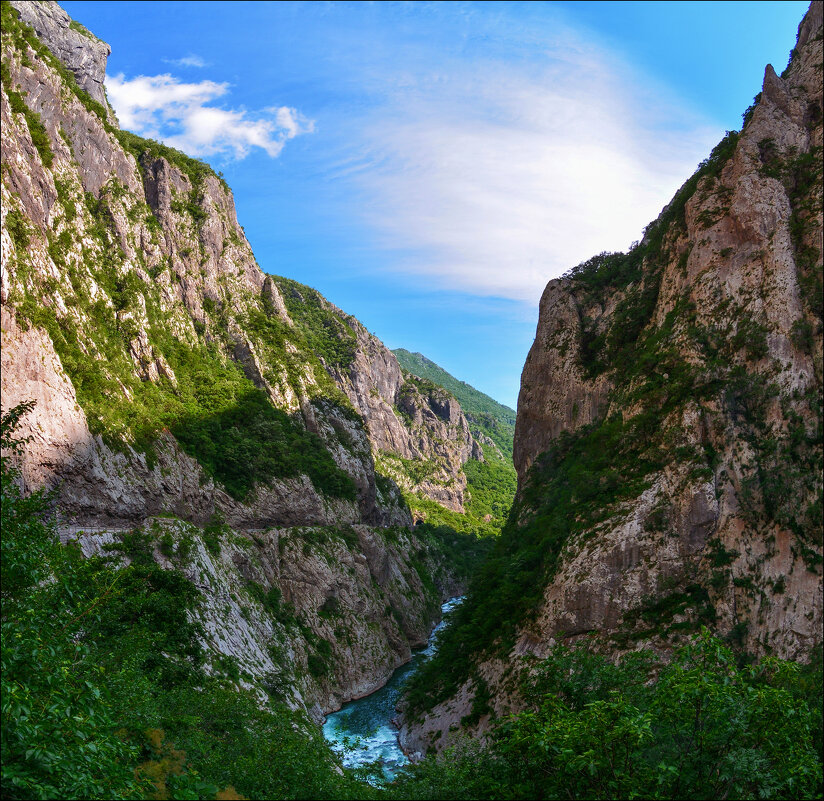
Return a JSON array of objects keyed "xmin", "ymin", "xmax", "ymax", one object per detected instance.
[{"xmin": 322, "ymin": 597, "xmax": 463, "ymax": 780}]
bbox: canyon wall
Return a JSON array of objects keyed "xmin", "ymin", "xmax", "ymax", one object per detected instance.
[
  {"xmin": 401, "ymin": 0, "xmax": 823, "ymax": 757},
  {"xmin": 1, "ymin": 0, "xmax": 482, "ymax": 718}
]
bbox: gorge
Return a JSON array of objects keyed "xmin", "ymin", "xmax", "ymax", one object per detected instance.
[{"xmin": 1, "ymin": 1, "xmax": 822, "ymax": 799}]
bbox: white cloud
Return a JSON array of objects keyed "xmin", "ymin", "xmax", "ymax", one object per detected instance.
[
  {"xmin": 105, "ymin": 73, "xmax": 313, "ymax": 160},
  {"xmin": 342, "ymin": 30, "xmax": 721, "ymax": 302},
  {"xmin": 165, "ymin": 54, "xmax": 208, "ymax": 68}
]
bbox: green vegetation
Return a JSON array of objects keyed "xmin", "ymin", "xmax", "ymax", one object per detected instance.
[
  {"xmin": 3, "ymin": 405, "xmax": 820, "ymax": 800},
  {"xmin": 1, "ymin": 403, "xmax": 370, "ymax": 800},
  {"xmin": 2, "ymin": 1, "xmax": 229, "ymax": 193},
  {"xmin": 414, "ymin": 523, "xmax": 494, "ymax": 591},
  {"xmin": 273, "ymin": 276, "xmax": 359, "ymax": 369},
  {"xmin": 393, "ymin": 349, "xmax": 516, "ymax": 459},
  {"xmin": 1, "ymin": 59, "xmax": 54, "ymax": 168},
  {"xmin": 404, "ymin": 409, "xmax": 666, "ymax": 716},
  {"xmin": 4, "ymin": 208, "xmax": 31, "ymax": 252},
  {"xmin": 17, "ymin": 279, "xmax": 356, "ymax": 501},
  {"xmin": 391, "ymin": 636, "xmax": 823, "ymax": 800},
  {"xmin": 403, "ymin": 121, "xmax": 823, "ymax": 717},
  {"xmin": 2, "ymin": 1, "xmax": 110, "ymax": 123},
  {"xmin": 571, "ymin": 130, "xmax": 741, "ymax": 380},
  {"xmin": 6, "ymin": 147, "xmax": 356, "ymax": 503},
  {"xmin": 395, "ymin": 451, "xmax": 516, "ymax": 541},
  {"xmin": 0, "ymin": 404, "xmax": 822, "ymax": 799},
  {"xmin": 114, "ymin": 130, "xmax": 229, "ymax": 194},
  {"xmin": 384, "ymin": 353, "xmax": 518, "ymax": 539},
  {"xmin": 171, "ymin": 384, "xmax": 356, "ymax": 502},
  {"xmin": 462, "ymin": 448, "xmax": 517, "ymax": 530},
  {"xmin": 68, "ymin": 18, "xmax": 103, "ymax": 43}
]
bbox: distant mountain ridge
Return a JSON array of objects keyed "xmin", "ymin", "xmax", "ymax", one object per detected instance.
[{"xmin": 393, "ymin": 349, "xmax": 516, "ymax": 460}]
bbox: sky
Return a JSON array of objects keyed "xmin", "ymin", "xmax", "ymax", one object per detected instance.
[{"xmin": 62, "ymin": 0, "xmax": 809, "ymax": 409}]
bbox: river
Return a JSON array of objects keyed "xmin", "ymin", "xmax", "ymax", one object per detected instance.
[{"xmin": 322, "ymin": 596, "xmax": 463, "ymax": 781}]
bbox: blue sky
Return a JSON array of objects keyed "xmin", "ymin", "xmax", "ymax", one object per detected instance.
[{"xmin": 62, "ymin": 1, "xmax": 808, "ymax": 409}]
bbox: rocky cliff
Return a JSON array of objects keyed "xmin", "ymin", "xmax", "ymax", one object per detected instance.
[
  {"xmin": 401, "ymin": 0, "xmax": 823, "ymax": 756},
  {"xmin": 0, "ymin": 0, "xmax": 484, "ymax": 718}
]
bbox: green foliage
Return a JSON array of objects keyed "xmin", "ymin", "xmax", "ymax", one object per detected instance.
[
  {"xmin": 1, "ymin": 401, "xmax": 51, "ymax": 602},
  {"xmin": 404, "ymin": 410, "xmax": 664, "ymax": 717},
  {"xmin": 171, "ymin": 384, "xmax": 356, "ymax": 502},
  {"xmin": 741, "ymin": 92, "xmax": 762, "ymax": 128},
  {"xmin": 201, "ymin": 513, "xmax": 229, "ymax": 556},
  {"xmin": 68, "ymin": 18, "xmax": 102, "ymax": 42},
  {"xmin": 462, "ymin": 452, "xmax": 517, "ymax": 530},
  {"xmin": 1, "ymin": 59, "xmax": 54, "ymax": 168},
  {"xmin": 4, "ymin": 207, "xmax": 31, "ymax": 253},
  {"xmin": 615, "ymin": 585, "xmax": 716, "ymax": 646},
  {"xmin": 393, "ymin": 635, "xmax": 823, "ymax": 800},
  {"xmin": 307, "ymin": 653, "xmax": 330, "ymax": 679},
  {"xmin": 2, "ymin": 404, "xmax": 146, "ymax": 799},
  {"xmin": 2, "ymin": 1, "xmax": 110, "ymax": 123},
  {"xmin": 246, "ymin": 581, "xmax": 298, "ymax": 628},
  {"xmin": 731, "ymin": 314, "xmax": 770, "ymax": 360},
  {"xmin": 570, "ymin": 131, "xmax": 741, "ymax": 381},
  {"xmin": 404, "ymin": 491, "xmax": 491, "ymax": 539},
  {"xmin": 274, "ymin": 276, "xmax": 358, "ymax": 368},
  {"xmin": 392, "ymin": 349, "xmax": 516, "ymax": 459},
  {"xmin": 113, "ymin": 129, "xmax": 228, "ymax": 192},
  {"xmin": 0, "ymin": 403, "xmax": 367, "ymax": 800},
  {"xmin": 414, "ymin": 523, "xmax": 494, "ymax": 589},
  {"xmin": 17, "ymin": 274, "xmax": 355, "ymax": 501}
]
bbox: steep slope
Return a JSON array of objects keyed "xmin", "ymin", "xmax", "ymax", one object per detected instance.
[
  {"xmin": 400, "ymin": 0, "xmax": 823, "ymax": 755},
  {"xmin": 392, "ymin": 348, "xmax": 518, "ymax": 535},
  {"xmin": 394, "ymin": 348, "xmax": 516, "ymax": 460},
  {"xmin": 0, "ymin": 0, "xmax": 486, "ymax": 719}
]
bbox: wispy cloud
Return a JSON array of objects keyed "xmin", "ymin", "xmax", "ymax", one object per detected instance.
[
  {"xmin": 333, "ymin": 19, "xmax": 720, "ymax": 303},
  {"xmin": 105, "ymin": 73, "xmax": 314, "ymax": 160},
  {"xmin": 164, "ymin": 54, "xmax": 208, "ymax": 68}
]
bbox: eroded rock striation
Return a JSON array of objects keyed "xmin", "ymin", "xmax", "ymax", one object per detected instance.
[
  {"xmin": 1, "ymin": 0, "xmax": 482, "ymax": 718},
  {"xmin": 401, "ymin": 0, "xmax": 823, "ymax": 756}
]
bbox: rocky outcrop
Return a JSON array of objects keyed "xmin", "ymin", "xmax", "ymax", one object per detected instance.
[
  {"xmin": 0, "ymin": 1, "xmax": 480, "ymax": 527},
  {"xmin": 1, "ymin": 1, "xmax": 484, "ymax": 722},
  {"xmin": 10, "ymin": 0, "xmax": 114, "ymax": 118},
  {"xmin": 513, "ymin": 279, "xmax": 613, "ymax": 478},
  {"xmin": 329, "ymin": 313, "xmax": 482, "ymax": 513},
  {"xmin": 403, "ymin": 0, "xmax": 823, "ymax": 755},
  {"xmin": 512, "ymin": 0, "xmax": 823, "ymax": 661},
  {"xmin": 61, "ymin": 519, "xmax": 457, "ymax": 721}
]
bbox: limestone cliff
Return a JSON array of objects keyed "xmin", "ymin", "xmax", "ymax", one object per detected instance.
[
  {"xmin": 0, "ymin": 0, "xmax": 483, "ymax": 718},
  {"xmin": 401, "ymin": 0, "xmax": 823, "ymax": 756}
]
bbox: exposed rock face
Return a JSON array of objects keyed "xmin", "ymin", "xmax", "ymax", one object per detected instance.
[
  {"xmin": 513, "ymin": 0, "xmax": 822, "ymax": 658},
  {"xmin": 10, "ymin": 0, "xmax": 113, "ymax": 115},
  {"xmin": 1, "ymin": 1, "xmax": 481, "ymax": 719},
  {"xmin": 330, "ymin": 313, "xmax": 483, "ymax": 513},
  {"xmin": 404, "ymin": 0, "xmax": 823, "ymax": 755},
  {"xmin": 62, "ymin": 520, "xmax": 457, "ymax": 721},
  {"xmin": 513, "ymin": 0, "xmax": 823, "ymax": 660},
  {"xmin": 514, "ymin": 279, "xmax": 613, "ymax": 478},
  {"xmin": 0, "ymin": 1, "xmax": 480, "ymax": 525}
]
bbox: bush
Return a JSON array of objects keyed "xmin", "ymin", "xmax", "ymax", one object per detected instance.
[
  {"xmin": 0, "ymin": 402, "xmax": 364, "ymax": 800},
  {"xmin": 393, "ymin": 634, "xmax": 823, "ymax": 800}
]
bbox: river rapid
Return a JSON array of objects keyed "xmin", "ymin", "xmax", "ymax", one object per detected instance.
[{"xmin": 322, "ymin": 596, "xmax": 462, "ymax": 781}]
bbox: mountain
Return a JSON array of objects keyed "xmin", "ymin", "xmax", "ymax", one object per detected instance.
[
  {"xmin": 400, "ymin": 0, "xmax": 823, "ymax": 757},
  {"xmin": 391, "ymin": 349, "xmax": 518, "ymax": 537},
  {"xmin": 0, "ymin": 0, "xmax": 488, "ymax": 726},
  {"xmin": 393, "ymin": 348, "xmax": 516, "ymax": 460}
]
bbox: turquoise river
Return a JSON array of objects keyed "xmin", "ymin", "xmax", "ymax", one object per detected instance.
[{"xmin": 322, "ymin": 597, "xmax": 462, "ymax": 781}]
